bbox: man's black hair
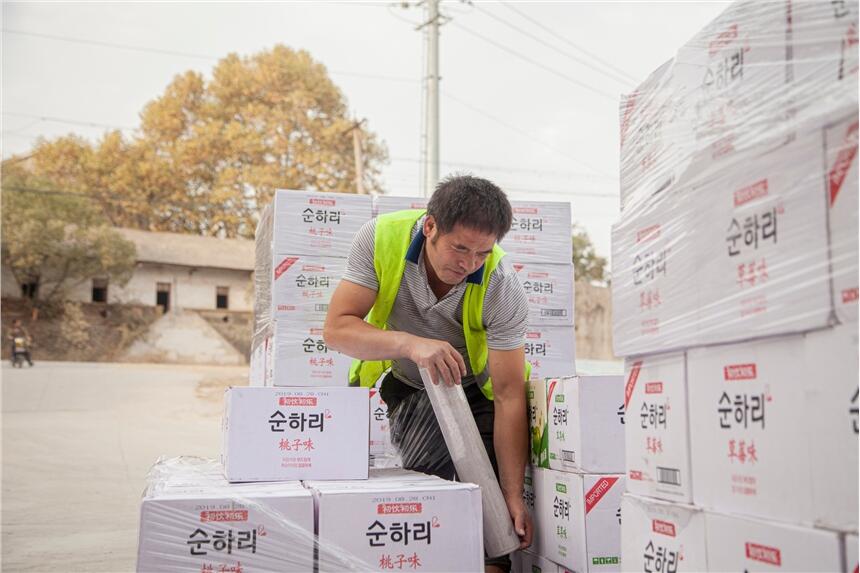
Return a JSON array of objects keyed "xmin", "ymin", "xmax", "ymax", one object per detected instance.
[{"xmin": 426, "ymin": 174, "xmax": 512, "ymax": 241}]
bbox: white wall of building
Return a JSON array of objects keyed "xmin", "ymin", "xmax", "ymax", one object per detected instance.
[
  {"xmin": 63, "ymin": 263, "xmax": 254, "ymax": 312},
  {"xmin": 1, "ymin": 264, "xmax": 22, "ymax": 298}
]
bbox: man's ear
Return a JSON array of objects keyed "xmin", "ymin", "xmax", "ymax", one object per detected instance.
[{"xmin": 423, "ymin": 215, "xmax": 437, "ymax": 240}]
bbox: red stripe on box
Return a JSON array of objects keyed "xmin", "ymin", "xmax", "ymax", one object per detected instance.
[{"xmin": 584, "ymin": 477, "xmax": 619, "ymax": 514}]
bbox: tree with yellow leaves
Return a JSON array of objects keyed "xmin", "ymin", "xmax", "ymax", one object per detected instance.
[{"xmin": 15, "ymin": 45, "xmax": 388, "ymax": 238}]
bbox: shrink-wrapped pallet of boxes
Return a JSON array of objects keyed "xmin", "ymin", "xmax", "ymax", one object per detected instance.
[{"xmin": 613, "ymin": 1, "xmax": 858, "ymax": 570}]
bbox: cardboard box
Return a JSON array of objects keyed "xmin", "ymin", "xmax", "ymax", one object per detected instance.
[
  {"xmin": 619, "ymin": 58, "xmax": 695, "ymax": 214},
  {"xmin": 528, "ymin": 378, "xmax": 550, "ymax": 468},
  {"xmin": 688, "ymin": 335, "xmax": 813, "ymax": 524},
  {"xmin": 691, "ymin": 133, "xmax": 833, "ymax": 347},
  {"xmin": 270, "ymin": 255, "xmax": 345, "ymax": 323},
  {"xmin": 674, "ymin": 0, "xmax": 792, "ymax": 160},
  {"xmin": 548, "ymin": 376, "xmax": 626, "ymax": 474},
  {"xmin": 500, "ymin": 201, "xmax": 573, "ymax": 264},
  {"xmin": 248, "ymin": 340, "xmax": 267, "ymax": 387},
  {"xmin": 823, "ymin": 114, "xmax": 859, "ymax": 324},
  {"xmin": 624, "ymin": 352, "xmax": 693, "ymax": 503},
  {"xmin": 221, "ymin": 387, "xmax": 369, "ymax": 482},
  {"xmin": 271, "ymin": 189, "xmax": 372, "ymax": 258},
  {"xmin": 611, "ymin": 188, "xmax": 698, "ymax": 357},
  {"xmin": 269, "ymin": 323, "xmax": 353, "ymax": 386},
  {"xmin": 805, "ymin": 325, "xmax": 859, "ymax": 532},
  {"xmin": 535, "ymin": 468, "xmax": 624, "ymax": 572},
  {"xmin": 309, "ymin": 472, "xmax": 484, "ymax": 573},
  {"xmin": 369, "ymin": 387, "xmax": 391, "ymax": 456},
  {"xmin": 373, "ymin": 195, "xmax": 429, "ymax": 217},
  {"xmin": 845, "ymin": 533, "xmax": 858, "ymax": 573},
  {"xmin": 523, "ymin": 466, "xmax": 544, "ymax": 557},
  {"xmin": 791, "ymin": 1, "xmax": 858, "ymax": 95},
  {"xmin": 620, "ymin": 493, "xmax": 708, "ymax": 573},
  {"xmin": 514, "ymin": 550, "xmax": 561, "ymax": 573},
  {"xmin": 511, "ymin": 261, "xmax": 575, "ymax": 326},
  {"xmin": 137, "ymin": 479, "xmax": 315, "ymax": 573},
  {"xmin": 525, "ymin": 326, "xmax": 576, "ymax": 382},
  {"xmin": 705, "ymin": 511, "xmax": 842, "ymax": 572}
]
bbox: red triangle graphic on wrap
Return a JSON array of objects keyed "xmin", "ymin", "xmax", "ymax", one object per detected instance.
[
  {"xmin": 829, "ymin": 121, "xmax": 859, "ymax": 206},
  {"xmin": 624, "ymin": 361, "xmax": 643, "ymax": 409},
  {"xmin": 275, "ymin": 257, "xmax": 299, "ymax": 280}
]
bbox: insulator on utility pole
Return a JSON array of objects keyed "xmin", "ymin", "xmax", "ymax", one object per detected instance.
[
  {"xmin": 343, "ymin": 118, "xmax": 367, "ymax": 195},
  {"xmin": 423, "ymin": 0, "xmax": 440, "ymax": 198}
]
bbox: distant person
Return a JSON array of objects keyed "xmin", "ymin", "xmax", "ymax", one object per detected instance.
[{"xmin": 8, "ymin": 319, "xmax": 34, "ymax": 367}]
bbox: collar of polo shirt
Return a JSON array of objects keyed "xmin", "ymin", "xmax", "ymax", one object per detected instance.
[{"xmin": 404, "ymin": 224, "xmax": 486, "ymax": 285}]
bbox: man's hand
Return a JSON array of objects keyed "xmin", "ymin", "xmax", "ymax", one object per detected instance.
[
  {"xmin": 406, "ymin": 335, "xmax": 466, "ymax": 386},
  {"xmin": 505, "ymin": 495, "xmax": 533, "ymax": 550}
]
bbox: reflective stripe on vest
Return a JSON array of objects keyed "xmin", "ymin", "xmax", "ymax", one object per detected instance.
[{"xmin": 347, "ymin": 209, "xmax": 530, "ymax": 400}]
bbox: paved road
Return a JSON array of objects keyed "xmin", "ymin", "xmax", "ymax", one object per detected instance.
[{"xmin": 2, "ymin": 361, "xmax": 247, "ymax": 572}]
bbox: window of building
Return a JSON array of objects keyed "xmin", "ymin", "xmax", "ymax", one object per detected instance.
[
  {"xmin": 216, "ymin": 286, "xmax": 229, "ymax": 310},
  {"xmin": 156, "ymin": 282, "xmax": 171, "ymax": 312},
  {"xmin": 92, "ymin": 278, "xmax": 108, "ymax": 303},
  {"xmin": 21, "ymin": 281, "xmax": 38, "ymax": 299}
]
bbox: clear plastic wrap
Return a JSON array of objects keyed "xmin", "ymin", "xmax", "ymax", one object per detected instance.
[
  {"xmin": 137, "ymin": 457, "xmax": 487, "ymax": 573},
  {"xmin": 614, "ymin": 2, "xmax": 859, "ymax": 564},
  {"xmin": 417, "ymin": 367, "xmax": 521, "ymax": 558},
  {"xmin": 251, "ymin": 190, "xmax": 372, "ymax": 386},
  {"xmin": 136, "ymin": 456, "xmax": 371, "ymax": 573},
  {"xmin": 613, "ymin": 0, "xmax": 858, "ymax": 357}
]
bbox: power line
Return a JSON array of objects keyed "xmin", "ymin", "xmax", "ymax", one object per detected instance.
[
  {"xmin": 2, "ymin": 111, "xmax": 136, "ymax": 131},
  {"xmin": 381, "ymin": 174, "xmax": 618, "ymax": 200},
  {"xmin": 471, "ymin": 4, "xmax": 636, "ymax": 89},
  {"xmin": 3, "ymin": 29, "xmax": 420, "ymax": 84},
  {"xmin": 441, "ymin": 89, "xmax": 613, "ymax": 178},
  {"xmin": 1, "ymin": 185, "xmax": 254, "ymax": 214},
  {"xmin": 499, "ymin": 2, "xmax": 640, "ymax": 86},
  {"xmin": 387, "ymin": 156, "xmax": 617, "ymax": 181},
  {"xmin": 448, "ymin": 21, "xmax": 618, "ymax": 102},
  {"xmin": 2, "ymin": 108, "xmax": 617, "ymax": 181}
]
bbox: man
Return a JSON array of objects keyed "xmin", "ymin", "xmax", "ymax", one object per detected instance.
[
  {"xmin": 324, "ymin": 175, "xmax": 532, "ymax": 572},
  {"xmin": 8, "ymin": 319, "xmax": 34, "ymax": 366}
]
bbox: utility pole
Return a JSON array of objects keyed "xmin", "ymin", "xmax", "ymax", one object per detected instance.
[
  {"xmin": 423, "ymin": 0, "xmax": 440, "ymax": 198},
  {"xmin": 344, "ymin": 118, "xmax": 367, "ymax": 195}
]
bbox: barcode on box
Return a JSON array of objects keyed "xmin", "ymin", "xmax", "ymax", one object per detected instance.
[
  {"xmin": 315, "ymin": 304, "xmax": 330, "ymax": 312},
  {"xmin": 541, "ymin": 309, "xmax": 568, "ymax": 317},
  {"xmin": 562, "ymin": 450, "xmax": 576, "ymax": 463},
  {"xmin": 657, "ymin": 467, "xmax": 681, "ymax": 486}
]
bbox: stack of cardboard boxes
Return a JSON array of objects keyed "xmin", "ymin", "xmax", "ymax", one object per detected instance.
[
  {"xmin": 520, "ymin": 375, "xmax": 627, "ymax": 573},
  {"xmin": 137, "ymin": 190, "xmax": 486, "ymax": 572},
  {"xmin": 249, "ymin": 190, "xmax": 372, "ymax": 386},
  {"xmin": 138, "ymin": 190, "xmax": 580, "ymax": 571},
  {"xmin": 507, "ymin": 200, "xmax": 627, "ymax": 572},
  {"xmin": 614, "ymin": 1, "xmax": 858, "ymax": 571},
  {"xmin": 504, "ymin": 201, "xmax": 576, "ymax": 383}
]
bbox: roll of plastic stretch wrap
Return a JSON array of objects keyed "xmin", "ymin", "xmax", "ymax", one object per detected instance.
[{"xmin": 418, "ymin": 368, "xmax": 520, "ymax": 558}]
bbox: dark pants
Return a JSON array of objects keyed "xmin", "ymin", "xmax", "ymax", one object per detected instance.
[
  {"xmin": 11, "ymin": 348, "xmax": 33, "ymax": 366},
  {"xmin": 380, "ymin": 372, "xmax": 511, "ymax": 571}
]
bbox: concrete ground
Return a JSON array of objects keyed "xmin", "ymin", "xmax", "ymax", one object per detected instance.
[{"xmin": 2, "ymin": 360, "xmax": 247, "ymax": 572}]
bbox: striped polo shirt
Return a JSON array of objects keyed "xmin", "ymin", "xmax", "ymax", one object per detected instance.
[{"xmin": 343, "ymin": 215, "xmax": 529, "ymax": 389}]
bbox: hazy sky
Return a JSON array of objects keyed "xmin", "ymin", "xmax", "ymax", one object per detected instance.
[{"xmin": 2, "ymin": 1, "xmax": 731, "ymax": 260}]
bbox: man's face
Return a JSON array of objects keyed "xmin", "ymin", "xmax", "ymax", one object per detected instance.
[{"xmin": 423, "ymin": 216, "xmax": 497, "ymax": 286}]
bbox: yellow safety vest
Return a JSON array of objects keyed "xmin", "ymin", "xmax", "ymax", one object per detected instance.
[{"xmin": 347, "ymin": 209, "xmax": 530, "ymax": 400}]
